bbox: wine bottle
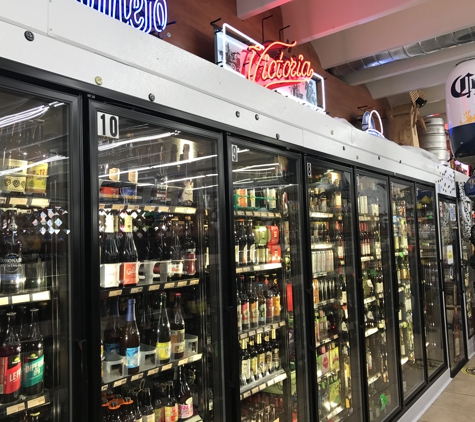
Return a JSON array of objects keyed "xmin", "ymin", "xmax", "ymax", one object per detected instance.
[
  {"xmin": 264, "ymin": 275, "xmax": 274, "ymax": 323},
  {"xmin": 153, "ymin": 384, "xmax": 165, "ymax": 422},
  {"xmin": 21, "ymin": 308, "xmax": 44, "ymax": 397},
  {"xmin": 120, "ymin": 298, "xmax": 140, "ymax": 375},
  {"xmin": 156, "ymin": 292, "xmax": 171, "ymax": 364},
  {"xmin": 240, "ymin": 339, "xmax": 250, "ymax": 386},
  {"xmin": 257, "ymin": 282, "xmax": 266, "ymax": 326},
  {"xmin": 248, "ymin": 276, "xmax": 258, "ymax": 329},
  {"xmin": 171, "ymin": 293, "xmax": 186, "ymax": 360},
  {"xmin": 0, "ymin": 215, "xmax": 24, "ymax": 294},
  {"xmin": 256, "ymin": 333, "xmax": 267, "ymax": 378},
  {"xmin": 104, "ymin": 298, "xmax": 122, "ymax": 355},
  {"xmin": 177, "ymin": 365, "xmax": 193, "ymax": 419},
  {"xmin": 272, "ymin": 274, "xmax": 281, "ymax": 322},
  {"xmin": 248, "ymin": 335, "xmax": 258, "ymax": 382},
  {"xmin": 0, "ymin": 312, "xmax": 21, "ymax": 404},
  {"xmin": 142, "ymin": 388, "xmax": 155, "ymax": 422},
  {"xmin": 119, "ymin": 215, "xmax": 139, "ymax": 286},
  {"xmin": 182, "ymin": 217, "xmax": 196, "ymax": 276},
  {"xmin": 240, "ymin": 275, "xmax": 250, "ymax": 331},
  {"xmin": 271, "ymin": 329, "xmax": 280, "ymax": 372},
  {"xmin": 238, "ymin": 220, "xmax": 247, "ymax": 266},
  {"xmin": 236, "ymin": 278, "xmax": 242, "ymax": 332},
  {"xmin": 264, "ymin": 331, "xmax": 273, "ymax": 375},
  {"xmin": 247, "ymin": 221, "xmax": 256, "ymax": 265},
  {"xmin": 169, "ymin": 220, "xmax": 183, "ymax": 277},
  {"xmin": 164, "ymin": 380, "xmax": 178, "ymax": 422}
]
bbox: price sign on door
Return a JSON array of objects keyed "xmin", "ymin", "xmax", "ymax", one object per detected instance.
[{"xmin": 97, "ymin": 112, "xmax": 120, "ymax": 139}]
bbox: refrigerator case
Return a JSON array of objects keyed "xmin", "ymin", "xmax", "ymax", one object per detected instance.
[
  {"xmin": 305, "ymin": 162, "xmax": 363, "ymax": 422},
  {"xmin": 439, "ymin": 199, "xmax": 467, "ymax": 373},
  {"xmin": 416, "ymin": 188, "xmax": 445, "ymax": 378},
  {"xmin": 95, "ymin": 104, "xmax": 222, "ymax": 422},
  {"xmin": 0, "ymin": 82, "xmax": 77, "ymax": 420},
  {"xmin": 356, "ymin": 174, "xmax": 400, "ymax": 421},
  {"xmin": 229, "ymin": 142, "xmax": 308, "ymax": 422},
  {"xmin": 390, "ymin": 182, "xmax": 425, "ymax": 400},
  {"xmin": 461, "ymin": 238, "xmax": 474, "ymax": 339}
]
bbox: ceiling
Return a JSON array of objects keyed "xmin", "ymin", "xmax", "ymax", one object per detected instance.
[{"xmin": 237, "ymin": 0, "xmax": 475, "ymax": 120}]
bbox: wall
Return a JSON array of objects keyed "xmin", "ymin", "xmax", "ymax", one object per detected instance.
[{"xmin": 164, "ymin": 0, "xmax": 394, "ymax": 140}]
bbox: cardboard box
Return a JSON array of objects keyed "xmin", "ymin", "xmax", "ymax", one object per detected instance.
[
  {"xmin": 0, "ymin": 174, "xmax": 26, "ymax": 192},
  {"xmin": 25, "ymin": 175, "xmax": 47, "ymax": 194},
  {"xmin": 0, "ymin": 158, "xmax": 28, "ymax": 174}
]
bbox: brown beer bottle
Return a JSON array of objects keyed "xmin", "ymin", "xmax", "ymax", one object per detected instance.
[
  {"xmin": 177, "ymin": 366, "xmax": 193, "ymax": 420},
  {"xmin": 120, "ymin": 298, "xmax": 140, "ymax": 375},
  {"xmin": 21, "ymin": 308, "xmax": 44, "ymax": 396},
  {"xmin": 171, "ymin": 293, "xmax": 185, "ymax": 360},
  {"xmin": 0, "ymin": 312, "xmax": 21, "ymax": 403}
]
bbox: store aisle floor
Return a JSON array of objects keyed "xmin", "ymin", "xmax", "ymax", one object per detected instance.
[{"xmin": 419, "ymin": 354, "xmax": 475, "ymax": 421}]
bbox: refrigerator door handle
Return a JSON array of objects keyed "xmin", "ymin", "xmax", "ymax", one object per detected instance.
[{"xmin": 76, "ymin": 339, "xmax": 88, "ymax": 387}]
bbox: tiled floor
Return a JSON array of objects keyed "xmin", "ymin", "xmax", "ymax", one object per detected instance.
[{"xmin": 419, "ymin": 354, "xmax": 475, "ymax": 421}]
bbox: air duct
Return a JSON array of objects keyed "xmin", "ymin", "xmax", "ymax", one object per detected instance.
[{"xmin": 328, "ymin": 26, "xmax": 475, "ymax": 77}]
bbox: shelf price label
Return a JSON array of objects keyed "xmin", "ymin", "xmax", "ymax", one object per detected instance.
[
  {"xmin": 27, "ymin": 396, "xmax": 46, "ymax": 408},
  {"xmin": 131, "ymin": 373, "xmax": 144, "ymax": 382},
  {"xmin": 147, "ymin": 368, "xmax": 159, "ymax": 376},
  {"xmin": 113, "ymin": 378, "xmax": 127, "ymax": 388},
  {"xmin": 161, "ymin": 363, "xmax": 173, "ymax": 372},
  {"xmin": 6, "ymin": 403, "xmax": 25, "ymax": 415}
]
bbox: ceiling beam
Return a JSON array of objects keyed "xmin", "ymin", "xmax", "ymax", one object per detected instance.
[
  {"xmin": 364, "ymin": 59, "xmax": 460, "ymax": 99},
  {"xmin": 309, "ymin": 0, "xmax": 475, "ymax": 69},
  {"xmin": 340, "ymin": 42, "xmax": 475, "ymax": 86}
]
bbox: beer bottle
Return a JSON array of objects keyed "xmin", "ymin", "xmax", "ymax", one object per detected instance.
[
  {"xmin": 104, "ymin": 298, "xmax": 122, "ymax": 355},
  {"xmin": 121, "ymin": 397, "xmax": 136, "ymax": 422},
  {"xmin": 120, "ymin": 298, "xmax": 140, "ymax": 375},
  {"xmin": 171, "ymin": 293, "xmax": 185, "ymax": 360},
  {"xmin": 0, "ymin": 312, "xmax": 21, "ymax": 404},
  {"xmin": 102, "ymin": 214, "xmax": 119, "ymax": 264},
  {"xmin": 154, "ymin": 384, "xmax": 165, "ymax": 422},
  {"xmin": 0, "ymin": 215, "xmax": 24, "ymax": 294},
  {"xmin": 108, "ymin": 401, "xmax": 122, "ymax": 422},
  {"xmin": 28, "ymin": 412, "xmax": 41, "ymax": 422},
  {"xmin": 131, "ymin": 392, "xmax": 143, "ymax": 422},
  {"xmin": 142, "ymin": 388, "xmax": 155, "ymax": 422},
  {"xmin": 21, "ymin": 308, "xmax": 44, "ymax": 397},
  {"xmin": 156, "ymin": 292, "xmax": 171, "ymax": 364},
  {"xmin": 177, "ymin": 365, "xmax": 193, "ymax": 419},
  {"xmin": 119, "ymin": 215, "xmax": 139, "ymax": 286},
  {"xmin": 164, "ymin": 380, "xmax": 178, "ymax": 422}
]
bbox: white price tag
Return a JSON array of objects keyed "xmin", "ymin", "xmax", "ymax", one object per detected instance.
[
  {"xmin": 131, "ymin": 373, "xmax": 143, "ymax": 381},
  {"xmin": 12, "ymin": 294, "xmax": 30, "ymax": 304},
  {"xmin": 109, "ymin": 290, "xmax": 122, "ymax": 297},
  {"xmin": 161, "ymin": 363, "xmax": 173, "ymax": 372},
  {"xmin": 27, "ymin": 396, "xmax": 46, "ymax": 408},
  {"xmin": 32, "ymin": 291, "xmax": 50, "ymax": 302},
  {"xmin": 113, "ymin": 378, "xmax": 127, "ymax": 388},
  {"xmin": 97, "ymin": 112, "xmax": 119, "ymax": 139},
  {"xmin": 147, "ymin": 368, "xmax": 159, "ymax": 376}
]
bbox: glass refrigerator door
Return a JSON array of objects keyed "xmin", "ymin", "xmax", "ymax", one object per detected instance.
[
  {"xmin": 307, "ymin": 162, "xmax": 362, "ymax": 422},
  {"xmin": 461, "ymin": 239, "xmax": 474, "ymax": 339},
  {"xmin": 356, "ymin": 174, "xmax": 400, "ymax": 421},
  {"xmin": 0, "ymin": 82, "xmax": 75, "ymax": 420},
  {"xmin": 229, "ymin": 142, "xmax": 308, "ymax": 422},
  {"xmin": 416, "ymin": 187, "xmax": 445, "ymax": 378},
  {"xmin": 95, "ymin": 105, "xmax": 222, "ymax": 422},
  {"xmin": 439, "ymin": 199, "xmax": 467, "ymax": 373},
  {"xmin": 390, "ymin": 182, "xmax": 425, "ymax": 399}
]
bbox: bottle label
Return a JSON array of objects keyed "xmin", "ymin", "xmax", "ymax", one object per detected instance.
[
  {"xmin": 120, "ymin": 262, "xmax": 139, "ymax": 285},
  {"xmin": 250, "ymin": 356, "xmax": 257, "ymax": 378},
  {"xmin": 143, "ymin": 414, "xmax": 155, "ymax": 422},
  {"xmin": 125, "ymin": 347, "xmax": 139, "ymax": 369},
  {"xmin": 341, "ymin": 291, "xmax": 347, "ymax": 304},
  {"xmin": 249, "ymin": 244, "xmax": 256, "ymax": 263},
  {"xmin": 266, "ymin": 299, "xmax": 274, "ymax": 320},
  {"xmin": 273, "ymin": 348, "xmax": 280, "ymax": 370},
  {"xmin": 21, "ymin": 355, "xmax": 44, "ymax": 388},
  {"xmin": 156, "ymin": 341, "xmax": 171, "ymax": 362},
  {"xmin": 0, "ymin": 354, "xmax": 21, "ymax": 395},
  {"xmin": 164, "ymin": 405, "xmax": 177, "ymax": 422},
  {"xmin": 367, "ymin": 353, "xmax": 373, "ymax": 370},
  {"xmin": 104, "ymin": 342, "xmax": 120, "ymax": 354},
  {"xmin": 242, "ymin": 303, "xmax": 249, "ymax": 326},
  {"xmin": 171, "ymin": 329, "xmax": 185, "ymax": 356},
  {"xmin": 258, "ymin": 353, "xmax": 266, "ymax": 374},
  {"xmin": 249, "ymin": 302, "xmax": 258, "ymax": 325},
  {"xmin": 266, "ymin": 351, "xmax": 272, "ymax": 372},
  {"xmin": 235, "ymin": 245, "xmax": 239, "ymax": 264},
  {"xmin": 100, "ymin": 263, "xmax": 120, "ymax": 288},
  {"xmin": 242, "ymin": 359, "xmax": 250, "ymax": 380},
  {"xmin": 155, "ymin": 407, "xmax": 165, "ymax": 422},
  {"xmin": 273, "ymin": 296, "xmax": 281, "ymax": 318},
  {"xmin": 258, "ymin": 303, "xmax": 266, "ymax": 323},
  {"xmin": 179, "ymin": 398, "xmax": 193, "ymax": 418}
]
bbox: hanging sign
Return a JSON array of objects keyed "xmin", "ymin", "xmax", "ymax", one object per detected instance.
[
  {"xmin": 77, "ymin": 0, "xmax": 168, "ymax": 34},
  {"xmin": 214, "ymin": 23, "xmax": 325, "ymax": 113}
]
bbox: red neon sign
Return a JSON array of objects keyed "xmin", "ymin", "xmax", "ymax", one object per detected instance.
[{"xmin": 243, "ymin": 41, "xmax": 314, "ymax": 89}]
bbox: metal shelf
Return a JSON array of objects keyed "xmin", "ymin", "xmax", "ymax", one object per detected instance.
[
  {"xmin": 240, "ymin": 369, "xmax": 287, "ymax": 400},
  {"xmin": 101, "ymin": 353, "xmax": 202, "ymax": 392},
  {"xmin": 311, "ymin": 243, "xmax": 334, "ymax": 250},
  {"xmin": 99, "ymin": 203, "xmax": 197, "ymax": 215},
  {"xmin": 361, "ymin": 256, "xmax": 375, "ymax": 262},
  {"xmin": 236, "ymin": 263, "xmax": 282, "ymax": 274},
  {"xmin": 316, "ymin": 334, "xmax": 339, "ymax": 348},
  {"xmin": 238, "ymin": 320, "xmax": 286, "ymax": 340},
  {"xmin": 365, "ymin": 327, "xmax": 379, "ymax": 337},
  {"xmin": 0, "ymin": 289, "xmax": 50, "ymax": 307},
  {"xmin": 0, "ymin": 390, "xmax": 50, "ymax": 419},
  {"xmin": 100, "ymin": 278, "xmax": 199, "ymax": 299},
  {"xmin": 309, "ymin": 212, "xmax": 334, "ymax": 219},
  {"xmin": 235, "ymin": 210, "xmax": 282, "ymax": 219}
]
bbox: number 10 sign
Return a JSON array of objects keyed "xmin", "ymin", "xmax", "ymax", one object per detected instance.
[{"xmin": 97, "ymin": 112, "xmax": 120, "ymax": 139}]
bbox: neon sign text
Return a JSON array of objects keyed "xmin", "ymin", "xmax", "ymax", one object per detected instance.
[
  {"xmin": 77, "ymin": 0, "xmax": 168, "ymax": 34},
  {"xmin": 244, "ymin": 41, "xmax": 314, "ymax": 89}
]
